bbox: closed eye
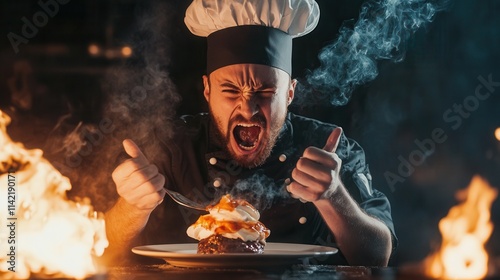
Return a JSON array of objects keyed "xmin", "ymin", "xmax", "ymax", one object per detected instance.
[
  {"xmin": 219, "ymin": 82, "xmax": 241, "ymax": 95},
  {"xmin": 255, "ymin": 90, "xmax": 276, "ymax": 98},
  {"xmin": 221, "ymin": 89, "xmax": 240, "ymax": 94}
]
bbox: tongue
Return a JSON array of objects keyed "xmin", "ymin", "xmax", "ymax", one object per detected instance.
[{"xmin": 234, "ymin": 126, "xmax": 260, "ymax": 146}]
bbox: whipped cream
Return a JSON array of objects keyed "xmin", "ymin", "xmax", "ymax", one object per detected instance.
[{"xmin": 186, "ymin": 194, "xmax": 270, "ymax": 243}]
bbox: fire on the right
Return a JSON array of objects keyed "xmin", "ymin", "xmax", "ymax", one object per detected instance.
[{"xmin": 424, "ymin": 175, "xmax": 498, "ymax": 279}]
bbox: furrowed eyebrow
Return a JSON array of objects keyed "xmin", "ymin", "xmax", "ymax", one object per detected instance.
[
  {"xmin": 255, "ymin": 84, "xmax": 276, "ymax": 90},
  {"xmin": 219, "ymin": 81, "xmax": 276, "ymax": 91},
  {"xmin": 219, "ymin": 82, "xmax": 239, "ymax": 89}
]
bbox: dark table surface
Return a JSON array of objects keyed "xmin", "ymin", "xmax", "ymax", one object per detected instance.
[
  {"xmin": 102, "ymin": 264, "xmax": 411, "ymax": 280},
  {"xmin": 100, "ymin": 263, "xmax": 500, "ymax": 280},
  {"xmin": 21, "ymin": 253, "xmax": 500, "ymax": 279}
]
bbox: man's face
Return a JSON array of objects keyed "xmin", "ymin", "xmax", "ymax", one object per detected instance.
[{"xmin": 203, "ymin": 64, "xmax": 295, "ymax": 168}]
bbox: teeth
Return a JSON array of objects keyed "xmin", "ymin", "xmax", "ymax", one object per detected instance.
[
  {"xmin": 237, "ymin": 123, "xmax": 260, "ymax": 128},
  {"xmin": 238, "ymin": 143, "xmax": 256, "ymax": 150}
]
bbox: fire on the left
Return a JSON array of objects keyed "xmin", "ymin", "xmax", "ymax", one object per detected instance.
[{"xmin": 0, "ymin": 109, "xmax": 109, "ymax": 279}]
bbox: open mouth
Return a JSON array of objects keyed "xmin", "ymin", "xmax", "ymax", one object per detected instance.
[{"xmin": 233, "ymin": 124, "xmax": 261, "ymax": 151}]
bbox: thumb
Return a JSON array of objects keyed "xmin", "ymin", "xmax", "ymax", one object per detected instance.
[
  {"xmin": 123, "ymin": 139, "xmax": 149, "ymax": 164},
  {"xmin": 323, "ymin": 127, "xmax": 343, "ymax": 153}
]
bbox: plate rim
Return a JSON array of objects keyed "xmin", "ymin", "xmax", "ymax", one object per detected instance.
[{"xmin": 132, "ymin": 242, "xmax": 338, "ymax": 259}]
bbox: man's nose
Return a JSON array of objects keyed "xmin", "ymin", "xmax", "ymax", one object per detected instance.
[{"xmin": 239, "ymin": 95, "xmax": 259, "ymax": 119}]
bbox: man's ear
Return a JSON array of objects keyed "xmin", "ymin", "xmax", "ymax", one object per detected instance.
[
  {"xmin": 202, "ymin": 75, "xmax": 210, "ymax": 102},
  {"xmin": 288, "ymin": 78, "xmax": 297, "ymax": 106}
]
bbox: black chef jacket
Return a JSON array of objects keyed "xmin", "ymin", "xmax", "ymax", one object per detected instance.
[{"xmin": 137, "ymin": 112, "xmax": 397, "ymax": 264}]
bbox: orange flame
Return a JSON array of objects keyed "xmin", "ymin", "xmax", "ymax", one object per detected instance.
[
  {"xmin": 424, "ymin": 175, "xmax": 498, "ymax": 279},
  {"xmin": 0, "ymin": 110, "xmax": 108, "ymax": 279}
]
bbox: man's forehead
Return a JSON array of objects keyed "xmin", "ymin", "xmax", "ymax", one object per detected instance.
[{"xmin": 209, "ymin": 64, "xmax": 288, "ymax": 84}]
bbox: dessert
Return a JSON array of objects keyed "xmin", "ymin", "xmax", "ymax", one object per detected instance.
[{"xmin": 186, "ymin": 194, "xmax": 270, "ymax": 254}]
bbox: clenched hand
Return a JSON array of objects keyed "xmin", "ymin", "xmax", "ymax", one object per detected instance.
[
  {"xmin": 288, "ymin": 127, "xmax": 343, "ymax": 202},
  {"xmin": 111, "ymin": 139, "xmax": 166, "ymax": 210}
]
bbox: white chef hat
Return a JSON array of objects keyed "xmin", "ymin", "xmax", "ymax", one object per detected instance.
[{"xmin": 185, "ymin": 0, "xmax": 320, "ymax": 75}]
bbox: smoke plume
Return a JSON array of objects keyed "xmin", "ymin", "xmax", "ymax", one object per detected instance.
[
  {"xmin": 229, "ymin": 173, "xmax": 290, "ymax": 212},
  {"xmin": 295, "ymin": 0, "xmax": 447, "ymax": 107},
  {"xmin": 47, "ymin": 1, "xmax": 181, "ymax": 211}
]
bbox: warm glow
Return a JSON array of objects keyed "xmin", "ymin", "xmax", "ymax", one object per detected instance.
[
  {"xmin": 495, "ymin": 127, "xmax": 500, "ymax": 141},
  {"xmin": 0, "ymin": 110, "xmax": 108, "ymax": 279},
  {"xmin": 88, "ymin": 44, "xmax": 99, "ymax": 56},
  {"xmin": 121, "ymin": 46, "xmax": 132, "ymax": 57},
  {"xmin": 424, "ymin": 176, "xmax": 498, "ymax": 279}
]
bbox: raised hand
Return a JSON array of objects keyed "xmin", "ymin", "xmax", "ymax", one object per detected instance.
[
  {"xmin": 287, "ymin": 127, "xmax": 343, "ymax": 202},
  {"xmin": 111, "ymin": 139, "xmax": 166, "ymax": 210}
]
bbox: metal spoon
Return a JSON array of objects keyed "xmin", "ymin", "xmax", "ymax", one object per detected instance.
[{"xmin": 163, "ymin": 188, "xmax": 207, "ymax": 211}]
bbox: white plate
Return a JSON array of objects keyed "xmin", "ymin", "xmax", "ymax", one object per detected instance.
[{"xmin": 132, "ymin": 243, "xmax": 338, "ymax": 268}]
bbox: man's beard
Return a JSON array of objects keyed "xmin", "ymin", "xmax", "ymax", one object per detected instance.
[{"xmin": 209, "ymin": 109, "xmax": 286, "ymax": 168}]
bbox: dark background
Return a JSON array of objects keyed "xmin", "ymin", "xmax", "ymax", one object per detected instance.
[{"xmin": 1, "ymin": 0, "xmax": 499, "ymax": 267}]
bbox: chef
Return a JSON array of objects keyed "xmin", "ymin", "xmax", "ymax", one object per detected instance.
[{"xmin": 104, "ymin": 0, "xmax": 397, "ymax": 266}]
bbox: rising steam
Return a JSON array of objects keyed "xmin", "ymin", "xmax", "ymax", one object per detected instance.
[
  {"xmin": 296, "ymin": 0, "xmax": 447, "ymax": 106},
  {"xmin": 229, "ymin": 173, "xmax": 290, "ymax": 212},
  {"xmin": 47, "ymin": 1, "xmax": 181, "ymax": 211}
]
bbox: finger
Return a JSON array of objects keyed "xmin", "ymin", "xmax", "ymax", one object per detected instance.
[
  {"xmin": 128, "ymin": 164, "xmax": 160, "ymax": 185},
  {"xmin": 158, "ymin": 188, "xmax": 167, "ymax": 199},
  {"xmin": 133, "ymin": 175, "xmax": 166, "ymax": 206},
  {"xmin": 298, "ymin": 150, "xmax": 339, "ymax": 173},
  {"xmin": 123, "ymin": 139, "xmax": 149, "ymax": 165},
  {"xmin": 122, "ymin": 168, "xmax": 164, "ymax": 193},
  {"xmin": 149, "ymin": 173, "xmax": 166, "ymax": 192},
  {"xmin": 113, "ymin": 162, "xmax": 158, "ymax": 186},
  {"xmin": 287, "ymin": 181, "xmax": 322, "ymax": 202},
  {"xmin": 286, "ymin": 184, "xmax": 301, "ymax": 199},
  {"xmin": 292, "ymin": 163, "xmax": 332, "ymax": 189},
  {"xmin": 323, "ymin": 127, "xmax": 343, "ymax": 153},
  {"xmin": 119, "ymin": 173, "xmax": 165, "ymax": 201},
  {"xmin": 135, "ymin": 191, "xmax": 166, "ymax": 210}
]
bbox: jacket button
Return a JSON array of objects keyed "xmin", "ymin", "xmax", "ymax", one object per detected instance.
[
  {"xmin": 209, "ymin": 157, "xmax": 217, "ymax": 165},
  {"xmin": 284, "ymin": 178, "xmax": 291, "ymax": 185},
  {"xmin": 213, "ymin": 178, "xmax": 222, "ymax": 188},
  {"xmin": 279, "ymin": 154, "xmax": 287, "ymax": 162},
  {"xmin": 299, "ymin": 217, "xmax": 307, "ymax": 224}
]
